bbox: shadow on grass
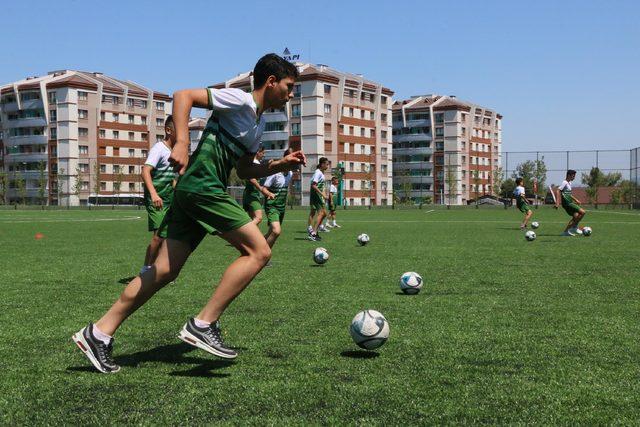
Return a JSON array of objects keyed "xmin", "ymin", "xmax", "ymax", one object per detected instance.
[
  {"xmin": 66, "ymin": 366, "xmax": 104, "ymax": 374},
  {"xmin": 294, "ymin": 237, "xmax": 314, "ymax": 241},
  {"xmin": 310, "ymin": 264, "xmax": 326, "ymax": 268},
  {"xmin": 340, "ymin": 350, "xmax": 379, "ymax": 359},
  {"xmin": 118, "ymin": 276, "xmax": 137, "ymax": 284}
]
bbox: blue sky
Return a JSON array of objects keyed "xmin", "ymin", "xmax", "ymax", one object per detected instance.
[{"xmin": 1, "ymin": 0, "xmax": 638, "ymax": 152}]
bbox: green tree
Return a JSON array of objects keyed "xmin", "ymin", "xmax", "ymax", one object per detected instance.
[
  {"xmin": 581, "ymin": 167, "xmax": 622, "ymax": 204},
  {"xmin": 471, "ymin": 169, "xmax": 481, "ymax": 204},
  {"xmin": 500, "ymin": 178, "xmax": 516, "ymax": 198},
  {"xmin": 37, "ymin": 160, "xmax": 47, "ymax": 205},
  {"xmin": 445, "ymin": 164, "xmax": 458, "ymax": 205},
  {"xmin": 492, "ymin": 166, "xmax": 504, "ymax": 196},
  {"xmin": 228, "ymin": 169, "xmax": 244, "ymax": 187},
  {"xmin": 73, "ymin": 165, "xmax": 83, "ymax": 203},
  {"xmin": 0, "ymin": 171, "xmax": 8, "ymax": 204},
  {"xmin": 57, "ymin": 167, "xmax": 65, "ymax": 206},
  {"xmin": 114, "ymin": 168, "xmax": 124, "ymax": 205},
  {"xmin": 93, "ymin": 161, "xmax": 100, "ymax": 206},
  {"xmin": 610, "ymin": 180, "xmax": 637, "ymax": 205},
  {"xmin": 15, "ymin": 171, "xmax": 27, "ymax": 205},
  {"xmin": 511, "ymin": 159, "xmax": 547, "ymax": 198}
]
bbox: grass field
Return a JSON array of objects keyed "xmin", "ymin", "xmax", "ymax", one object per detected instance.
[{"xmin": 1, "ymin": 206, "xmax": 639, "ymax": 424}]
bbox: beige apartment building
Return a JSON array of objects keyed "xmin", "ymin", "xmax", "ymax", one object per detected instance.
[
  {"xmin": 0, "ymin": 70, "xmax": 170, "ymax": 205},
  {"xmin": 210, "ymin": 63, "xmax": 394, "ymax": 206},
  {"xmin": 392, "ymin": 95, "xmax": 502, "ymax": 205}
]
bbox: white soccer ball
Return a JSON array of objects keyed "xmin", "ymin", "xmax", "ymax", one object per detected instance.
[
  {"xmin": 582, "ymin": 226, "xmax": 592, "ymax": 237},
  {"xmin": 531, "ymin": 221, "xmax": 540, "ymax": 229},
  {"xmin": 357, "ymin": 233, "xmax": 370, "ymax": 246},
  {"xmin": 525, "ymin": 230, "xmax": 536, "ymax": 241},
  {"xmin": 349, "ymin": 309, "xmax": 389, "ymax": 350},
  {"xmin": 313, "ymin": 247, "xmax": 329, "ymax": 265},
  {"xmin": 400, "ymin": 272, "xmax": 423, "ymax": 295}
]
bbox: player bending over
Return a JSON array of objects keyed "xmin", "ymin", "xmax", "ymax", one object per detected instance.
[
  {"xmin": 242, "ymin": 146, "xmax": 272, "ymax": 225},
  {"xmin": 307, "ymin": 157, "xmax": 329, "ymax": 240},
  {"xmin": 72, "ymin": 53, "xmax": 305, "ymax": 373},
  {"xmin": 513, "ymin": 177, "xmax": 532, "ymax": 230},
  {"xmin": 556, "ymin": 169, "xmax": 586, "ymax": 236},
  {"xmin": 140, "ymin": 116, "xmax": 177, "ymax": 274}
]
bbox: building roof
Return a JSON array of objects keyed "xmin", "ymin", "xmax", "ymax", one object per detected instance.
[
  {"xmin": 188, "ymin": 117, "xmax": 207, "ymax": 130},
  {"xmin": 392, "ymin": 95, "xmax": 501, "ymax": 117}
]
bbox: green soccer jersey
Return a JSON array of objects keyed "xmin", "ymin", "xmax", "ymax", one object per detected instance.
[
  {"xmin": 264, "ymin": 171, "xmax": 293, "ymax": 212},
  {"xmin": 559, "ymin": 180, "xmax": 573, "ymax": 205},
  {"xmin": 176, "ymin": 88, "xmax": 265, "ymax": 194},
  {"xmin": 144, "ymin": 141, "xmax": 176, "ymax": 203}
]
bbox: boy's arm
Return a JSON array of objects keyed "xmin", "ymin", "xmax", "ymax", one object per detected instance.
[
  {"xmin": 572, "ymin": 195, "xmax": 581, "ymax": 205},
  {"xmin": 236, "ymin": 151, "xmax": 306, "ymax": 180},
  {"xmin": 555, "ymin": 188, "xmax": 562, "ymax": 208},
  {"xmin": 249, "ymin": 178, "xmax": 275, "ymax": 199},
  {"xmin": 170, "ymin": 89, "xmax": 210, "ymax": 175},
  {"xmin": 141, "ymin": 165, "xmax": 162, "ymax": 209},
  {"xmin": 311, "ymin": 182, "xmax": 325, "ymax": 200}
]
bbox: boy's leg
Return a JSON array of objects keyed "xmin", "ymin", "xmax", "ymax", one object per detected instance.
[
  {"xmin": 96, "ymin": 238, "xmax": 192, "ymax": 336},
  {"xmin": 250, "ymin": 208, "xmax": 263, "ymax": 226},
  {"xmin": 523, "ymin": 210, "xmax": 533, "ymax": 227},
  {"xmin": 265, "ymin": 221, "xmax": 282, "ymax": 248},
  {"xmin": 308, "ymin": 209, "xmax": 316, "ymax": 229},
  {"xmin": 195, "ymin": 222, "xmax": 271, "ymax": 323},
  {"xmin": 574, "ymin": 208, "xmax": 586, "ymax": 226},
  {"xmin": 143, "ymin": 232, "xmax": 164, "ymax": 267},
  {"xmin": 314, "ymin": 208, "xmax": 327, "ymax": 233}
]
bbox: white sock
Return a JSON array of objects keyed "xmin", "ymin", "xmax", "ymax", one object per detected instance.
[
  {"xmin": 92, "ymin": 324, "xmax": 113, "ymax": 345},
  {"xmin": 307, "ymin": 225, "xmax": 313, "ymax": 232},
  {"xmin": 194, "ymin": 318, "xmax": 211, "ymax": 328},
  {"xmin": 332, "ymin": 220, "xmax": 337, "ymax": 226}
]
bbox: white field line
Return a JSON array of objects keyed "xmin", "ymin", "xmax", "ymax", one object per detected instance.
[
  {"xmin": 425, "ymin": 209, "xmax": 436, "ymax": 213},
  {"xmin": 585, "ymin": 210, "xmax": 640, "ymax": 216},
  {"xmin": 0, "ymin": 216, "xmax": 142, "ymax": 223}
]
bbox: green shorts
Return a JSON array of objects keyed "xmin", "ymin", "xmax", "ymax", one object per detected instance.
[
  {"xmin": 266, "ymin": 206, "xmax": 285, "ymax": 225},
  {"xmin": 562, "ymin": 202, "xmax": 581, "ymax": 216},
  {"xmin": 158, "ymin": 189, "xmax": 251, "ymax": 250},
  {"xmin": 310, "ymin": 192, "xmax": 325, "ymax": 212},
  {"xmin": 517, "ymin": 201, "xmax": 531, "ymax": 214},
  {"xmin": 145, "ymin": 202, "xmax": 171, "ymax": 232},
  {"xmin": 242, "ymin": 193, "xmax": 264, "ymax": 213}
]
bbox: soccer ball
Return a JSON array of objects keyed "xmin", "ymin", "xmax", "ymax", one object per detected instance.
[
  {"xmin": 313, "ymin": 247, "xmax": 329, "ymax": 265},
  {"xmin": 531, "ymin": 221, "xmax": 540, "ymax": 229},
  {"xmin": 400, "ymin": 272, "xmax": 423, "ymax": 295},
  {"xmin": 525, "ymin": 230, "xmax": 536, "ymax": 241},
  {"xmin": 582, "ymin": 226, "xmax": 592, "ymax": 237},
  {"xmin": 349, "ymin": 309, "xmax": 389, "ymax": 350},
  {"xmin": 357, "ymin": 233, "xmax": 370, "ymax": 246}
]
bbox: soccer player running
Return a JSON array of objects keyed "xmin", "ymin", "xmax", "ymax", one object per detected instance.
[
  {"xmin": 242, "ymin": 146, "xmax": 272, "ymax": 225},
  {"xmin": 307, "ymin": 157, "xmax": 329, "ymax": 241},
  {"xmin": 72, "ymin": 54, "xmax": 305, "ymax": 373},
  {"xmin": 555, "ymin": 169, "xmax": 586, "ymax": 236},
  {"xmin": 325, "ymin": 176, "xmax": 340, "ymax": 228},
  {"xmin": 513, "ymin": 177, "xmax": 533, "ymax": 230},
  {"xmin": 140, "ymin": 116, "xmax": 177, "ymax": 275},
  {"xmin": 263, "ymin": 148, "xmax": 293, "ymax": 250}
]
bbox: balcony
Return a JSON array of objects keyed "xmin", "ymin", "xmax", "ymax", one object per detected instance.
[
  {"xmin": 395, "ymin": 175, "xmax": 434, "ymax": 183},
  {"xmin": 392, "ymin": 146, "xmax": 433, "ymax": 156},
  {"xmin": 263, "ymin": 111, "xmax": 288, "ymax": 123},
  {"xmin": 4, "ymin": 152, "xmax": 48, "ymax": 163},
  {"xmin": 261, "ymin": 130, "xmax": 289, "ymax": 142},
  {"xmin": 264, "ymin": 149, "xmax": 285, "ymax": 160},
  {"xmin": 393, "ymin": 161, "xmax": 433, "ymax": 170},
  {"xmin": 3, "ymin": 135, "xmax": 48, "ymax": 146},
  {"xmin": 2, "ymin": 117, "xmax": 47, "ymax": 128},
  {"xmin": 2, "ymin": 99, "xmax": 45, "ymax": 112},
  {"xmin": 393, "ymin": 134, "xmax": 432, "ymax": 143}
]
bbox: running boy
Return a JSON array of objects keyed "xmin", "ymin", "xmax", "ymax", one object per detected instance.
[
  {"xmin": 307, "ymin": 157, "xmax": 329, "ymax": 240},
  {"xmin": 72, "ymin": 54, "xmax": 305, "ymax": 373},
  {"xmin": 140, "ymin": 115, "xmax": 177, "ymax": 274},
  {"xmin": 513, "ymin": 177, "xmax": 532, "ymax": 230},
  {"xmin": 263, "ymin": 149, "xmax": 293, "ymax": 249},
  {"xmin": 242, "ymin": 146, "xmax": 272, "ymax": 225},
  {"xmin": 556, "ymin": 169, "xmax": 586, "ymax": 236}
]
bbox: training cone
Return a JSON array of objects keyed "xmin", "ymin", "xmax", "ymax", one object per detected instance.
[{"xmin": 35, "ymin": 233, "xmax": 45, "ymax": 240}]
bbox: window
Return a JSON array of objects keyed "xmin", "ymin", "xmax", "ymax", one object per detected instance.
[
  {"xmin": 100, "ymin": 112, "xmax": 105, "ymax": 121},
  {"xmin": 291, "ymin": 104, "xmax": 301, "ymax": 117},
  {"xmin": 265, "ymin": 122, "xmax": 285, "ymax": 132},
  {"xmin": 128, "ymin": 165, "xmax": 135, "ymax": 173},
  {"xmin": 140, "ymin": 100, "xmax": 147, "ymax": 109},
  {"xmin": 99, "ymin": 129, "xmax": 105, "ymax": 138},
  {"xmin": 462, "ymin": 127, "xmax": 466, "ymax": 136},
  {"xmin": 100, "ymin": 182, "xmax": 106, "ymax": 191},
  {"xmin": 113, "ymin": 165, "xmax": 120, "ymax": 174},
  {"xmin": 381, "ymin": 113, "xmax": 387, "ymax": 122},
  {"xmin": 49, "ymin": 110, "xmax": 57, "ymax": 122},
  {"xmin": 349, "ymin": 107, "xmax": 354, "ymax": 117},
  {"xmin": 293, "ymin": 85, "xmax": 301, "ymax": 97},
  {"xmin": 79, "ymin": 163, "xmax": 89, "ymax": 173},
  {"xmin": 360, "ymin": 128, "xmax": 365, "ymax": 137},
  {"xmin": 156, "ymin": 118, "xmax": 164, "ymax": 126},
  {"xmin": 370, "ymin": 111, "xmax": 375, "ymax": 120},
  {"xmin": 129, "ymin": 115, "xmax": 135, "ymax": 124},
  {"xmin": 156, "ymin": 134, "xmax": 164, "ymax": 142},
  {"xmin": 435, "ymin": 127, "xmax": 444, "ymax": 137},
  {"xmin": 113, "ymin": 113, "xmax": 119, "ymax": 122},
  {"xmin": 48, "ymin": 92, "xmax": 57, "ymax": 103},
  {"xmin": 79, "ymin": 128, "xmax": 88, "ymax": 137},
  {"xmin": 381, "ymin": 164, "xmax": 387, "ymax": 173},
  {"xmin": 435, "ymin": 113, "xmax": 444, "ymax": 124},
  {"xmin": 291, "ymin": 123, "xmax": 300, "ymax": 136},
  {"xmin": 381, "ymin": 96, "xmax": 387, "ymax": 104},
  {"xmin": 324, "ymin": 104, "xmax": 331, "ymax": 114},
  {"xmin": 99, "ymin": 165, "xmax": 106, "ymax": 173},
  {"xmin": 141, "ymin": 116, "xmax": 147, "ymax": 125},
  {"xmin": 113, "ymin": 131, "xmax": 119, "ymax": 139},
  {"xmin": 50, "ymin": 128, "xmax": 57, "ymax": 139},
  {"xmin": 129, "ymin": 132, "xmax": 135, "ymax": 141},
  {"xmin": 381, "ymin": 147, "xmax": 387, "ymax": 156},
  {"xmin": 381, "ymin": 130, "xmax": 387, "ymax": 139},
  {"xmin": 78, "ymin": 91, "xmax": 88, "ymax": 101},
  {"xmin": 78, "ymin": 109, "xmax": 88, "ymax": 119},
  {"xmin": 21, "ymin": 92, "xmax": 40, "ymax": 101},
  {"xmin": 141, "ymin": 133, "xmax": 147, "ymax": 141},
  {"xmin": 155, "ymin": 102, "xmax": 164, "ymax": 111},
  {"xmin": 129, "ymin": 183, "xmax": 135, "ymax": 191},
  {"xmin": 360, "ymin": 110, "xmax": 365, "ymax": 119},
  {"xmin": 81, "ymin": 181, "xmax": 89, "ymax": 190},
  {"xmin": 142, "ymin": 149, "xmax": 148, "ymax": 157},
  {"xmin": 324, "ymin": 84, "xmax": 331, "ymax": 94},
  {"xmin": 349, "ymin": 126, "xmax": 354, "ymax": 135}
]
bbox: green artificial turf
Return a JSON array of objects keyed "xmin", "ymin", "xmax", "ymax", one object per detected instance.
[{"xmin": 0, "ymin": 206, "xmax": 638, "ymax": 424}]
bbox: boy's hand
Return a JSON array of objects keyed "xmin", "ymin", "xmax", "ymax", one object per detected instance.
[
  {"xmin": 152, "ymin": 194, "xmax": 163, "ymax": 209},
  {"xmin": 169, "ymin": 144, "xmax": 189, "ymax": 175},
  {"xmin": 262, "ymin": 189, "xmax": 275, "ymax": 200},
  {"xmin": 283, "ymin": 150, "xmax": 306, "ymax": 168}
]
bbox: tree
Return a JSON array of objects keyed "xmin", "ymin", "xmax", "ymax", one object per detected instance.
[
  {"xmin": 581, "ymin": 167, "xmax": 622, "ymax": 204},
  {"xmin": 57, "ymin": 167, "xmax": 65, "ymax": 206},
  {"xmin": 93, "ymin": 161, "xmax": 100, "ymax": 206},
  {"xmin": 15, "ymin": 171, "xmax": 26, "ymax": 205},
  {"xmin": 0, "ymin": 171, "xmax": 8, "ymax": 204},
  {"xmin": 73, "ymin": 165, "xmax": 84, "ymax": 202},
  {"xmin": 363, "ymin": 164, "xmax": 374, "ymax": 207},
  {"xmin": 445, "ymin": 164, "xmax": 458, "ymax": 205},
  {"xmin": 37, "ymin": 160, "xmax": 47, "ymax": 205},
  {"xmin": 500, "ymin": 178, "xmax": 516, "ymax": 199},
  {"xmin": 228, "ymin": 169, "xmax": 244, "ymax": 187},
  {"xmin": 471, "ymin": 169, "xmax": 481, "ymax": 204},
  {"xmin": 610, "ymin": 180, "xmax": 637, "ymax": 205},
  {"xmin": 492, "ymin": 166, "xmax": 504, "ymax": 196},
  {"xmin": 114, "ymin": 168, "xmax": 124, "ymax": 205},
  {"xmin": 512, "ymin": 159, "xmax": 547, "ymax": 199}
]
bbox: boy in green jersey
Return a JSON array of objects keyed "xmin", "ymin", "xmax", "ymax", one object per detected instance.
[
  {"xmin": 263, "ymin": 149, "xmax": 293, "ymax": 248},
  {"xmin": 73, "ymin": 54, "xmax": 305, "ymax": 373},
  {"xmin": 513, "ymin": 177, "xmax": 532, "ymax": 230},
  {"xmin": 555, "ymin": 169, "xmax": 586, "ymax": 236},
  {"xmin": 307, "ymin": 157, "xmax": 329, "ymax": 241},
  {"xmin": 242, "ymin": 146, "xmax": 273, "ymax": 225},
  {"xmin": 140, "ymin": 116, "xmax": 177, "ymax": 274}
]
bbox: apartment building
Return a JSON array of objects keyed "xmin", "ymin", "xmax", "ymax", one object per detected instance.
[
  {"xmin": 210, "ymin": 63, "xmax": 394, "ymax": 206},
  {"xmin": 392, "ymin": 95, "xmax": 502, "ymax": 205},
  {"xmin": 0, "ymin": 70, "xmax": 170, "ymax": 205}
]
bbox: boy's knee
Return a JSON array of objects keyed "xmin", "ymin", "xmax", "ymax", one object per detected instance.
[
  {"xmin": 255, "ymin": 244, "xmax": 272, "ymax": 264},
  {"xmin": 152, "ymin": 234, "xmax": 164, "ymax": 245}
]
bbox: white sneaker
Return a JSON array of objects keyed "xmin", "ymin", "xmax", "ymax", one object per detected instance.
[
  {"xmin": 318, "ymin": 225, "xmax": 330, "ymax": 233},
  {"xmin": 325, "ymin": 224, "xmax": 333, "ymax": 229},
  {"xmin": 307, "ymin": 226, "xmax": 313, "ymax": 233},
  {"xmin": 570, "ymin": 227, "xmax": 583, "ymax": 235},
  {"xmin": 333, "ymin": 223, "xmax": 341, "ymax": 228},
  {"xmin": 562, "ymin": 230, "xmax": 575, "ymax": 236}
]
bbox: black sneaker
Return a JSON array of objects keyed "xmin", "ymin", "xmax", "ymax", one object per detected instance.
[
  {"xmin": 178, "ymin": 318, "xmax": 238, "ymax": 359},
  {"xmin": 72, "ymin": 323, "xmax": 120, "ymax": 373}
]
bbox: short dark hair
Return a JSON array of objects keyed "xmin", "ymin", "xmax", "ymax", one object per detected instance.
[
  {"xmin": 164, "ymin": 115, "xmax": 174, "ymax": 129},
  {"xmin": 515, "ymin": 177, "xmax": 524, "ymax": 186},
  {"xmin": 567, "ymin": 169, "xmax": 577, "ymax": 177},
  {"xmin": 317, "ymin": 157, "xmax": 329, "ymax": 169},
  {"xmin": 253, "ymin": 53, "xmax": 299, "ymax": 88}
]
